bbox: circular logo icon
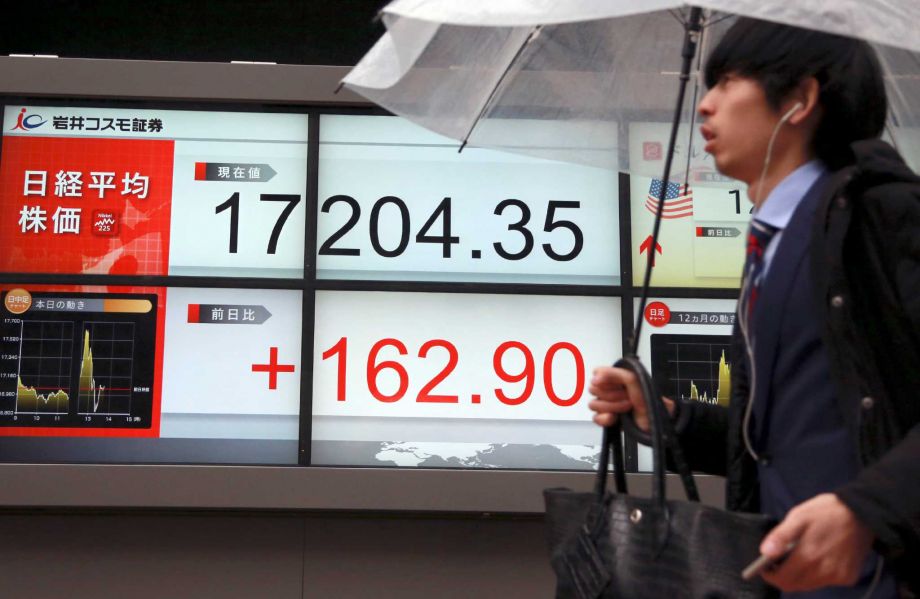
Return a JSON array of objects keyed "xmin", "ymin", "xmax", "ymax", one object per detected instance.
[
  {"xmin": 644, "ymin": 301, "xmax": 671, "ymax": 327},
  {"xmin": 4, "ymin": 288, "xmax": 32, "ymax": 315}
]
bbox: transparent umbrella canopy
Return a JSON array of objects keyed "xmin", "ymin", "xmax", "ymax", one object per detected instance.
[
  {"xmin": 343, "ymin": 0, "xmax": 920, "ymax": 364},
  {"xmin": 342, "ymin": 0, "xmax": 920, "ymax": 174}
]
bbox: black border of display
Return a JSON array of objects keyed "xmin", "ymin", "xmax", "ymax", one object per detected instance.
[
  {"xmin": 0, "ymin": 95, "xmax": 742, "ymax": 473},
  {"xmin": 300, "ymin": 108, "xmax": 321, "ymax": 465}
]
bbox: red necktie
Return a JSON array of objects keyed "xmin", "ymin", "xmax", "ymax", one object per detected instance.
[{"xmin": 740, "ymin": 219, "xmax": 780, "ymax": 321}]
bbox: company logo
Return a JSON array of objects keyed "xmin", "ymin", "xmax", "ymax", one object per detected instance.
[
  {"xmin": 92, "ymin": 209, "xmax": 120, "ymax": 236},
  {"xmin": 10, "ymin": 108, "xmax": 46, "ymax": 131}
]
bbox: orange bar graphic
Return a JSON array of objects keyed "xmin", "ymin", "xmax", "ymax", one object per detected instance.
[{"xmin": 102, "ymin": 299, "xmax": 153, "ymax": 313}]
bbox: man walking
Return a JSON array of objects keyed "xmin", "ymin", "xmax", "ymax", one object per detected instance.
[{"xmin": 589, "ymin": 18, "xmax": 919, "ymax": 598}]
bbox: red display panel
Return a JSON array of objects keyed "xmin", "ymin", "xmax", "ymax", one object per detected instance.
[
  {"xmin": 0, "ymin": 105, "xmax": 310, "ymax": 278},
  {"xmin": 0, "ymin": 136, "xmax": 175, "ymax": 275}
]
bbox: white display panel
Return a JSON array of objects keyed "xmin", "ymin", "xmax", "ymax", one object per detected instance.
[
  {"xmin": 629, "ymin": 122, "xmax": 747, "ymax": 288},
  {"xmin": 316, "ymin": 115, "xmax": 620, "ymax": 285},
  {"xmin": 161, "ymin": 287, "xmax": 302, "ymax": 441},
  {"xmin": 166, "ymin": 111, "xmax": 308, "ymax": 278},
  {"xmin": 633, "ymin": 297, "xmax": 738, "ymax": 472},
  {"xmin": 312, "ymin": 290, "xmax": 621, "ymax": 469},
  {"xmin": 893, "ymin": 127, "xmax": 920, "ymax": 172}
]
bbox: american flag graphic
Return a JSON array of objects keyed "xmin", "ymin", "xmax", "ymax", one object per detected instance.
[{"xmin": 646, "ymin": 178, "xmax": 693, "ymax": 219}]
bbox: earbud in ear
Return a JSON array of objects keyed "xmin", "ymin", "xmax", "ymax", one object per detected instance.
[{"xmin": 780, "ymin": 102, "xmax": 804, "ymax": 124}]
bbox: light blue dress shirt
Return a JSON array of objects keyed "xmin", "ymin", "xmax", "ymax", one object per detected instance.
[{"xmin": 752, "ymin": 159, "xmax": 828, "ymax": 280}]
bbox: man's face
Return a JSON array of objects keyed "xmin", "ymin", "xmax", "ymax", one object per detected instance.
[{"xmin": 697, "ymin": 74, "xmax": 783, "ymax": 185}]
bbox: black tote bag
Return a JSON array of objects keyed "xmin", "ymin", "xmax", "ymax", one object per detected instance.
[{"xmin": 544, "ymin": 356, "xmax": 778, "ymax": 599}]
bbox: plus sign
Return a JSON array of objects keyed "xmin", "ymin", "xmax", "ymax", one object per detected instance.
[{"xmin": 251, "ymin": 346, "xmax": 295, "ymax": 390}]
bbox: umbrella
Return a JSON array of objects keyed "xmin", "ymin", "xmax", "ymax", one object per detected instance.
[
  {"xmin": 342, "ymin": 1, "xmax": 920, "ymax": 356},
  {"xmin": 342, "ymin": 1, "xmax": 920, "ymax": 171}
]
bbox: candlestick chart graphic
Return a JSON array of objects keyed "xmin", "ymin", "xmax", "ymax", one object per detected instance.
[{"xmin": 650, "ymin": 333, "xmax": 732, "ymax": 407}]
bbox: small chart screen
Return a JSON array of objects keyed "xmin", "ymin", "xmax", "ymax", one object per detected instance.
[
  {"xmin": 0, "ymin": 289, "xmax": 158, "ymax": 431},
  {"xmin": 650, "ymin": 333, "xmax": 733, "ymax": 407}
]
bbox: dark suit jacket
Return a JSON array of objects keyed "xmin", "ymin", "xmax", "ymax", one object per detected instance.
[{"xmin": 668, "ymin": 140, "xmax": 920, "ymax": 595}]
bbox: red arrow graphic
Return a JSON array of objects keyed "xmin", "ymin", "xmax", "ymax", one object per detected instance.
[{"xmin": 639, "ymin": 235, "xmax": 663, "ymax": 267}]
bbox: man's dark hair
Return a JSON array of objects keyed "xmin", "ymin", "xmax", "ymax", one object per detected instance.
[{"xmin": 704, "ymin": 17, "xmax": 888, "ymax": 169}]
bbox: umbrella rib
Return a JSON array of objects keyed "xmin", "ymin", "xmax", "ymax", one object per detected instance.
[
  {"xmin": 668, "ymin": 9, "xmax": 686, "ymax": 26},
  {"xmin": 682, "ymin": 16, "xmax": 710, "ymax": 188},
  {"xmin": 705, "ymin": 13, "xmax": 736, "ymax": 28},
  {"xmin": 458, "ymin": 25, "xmax": 542, "ymax": 153}
]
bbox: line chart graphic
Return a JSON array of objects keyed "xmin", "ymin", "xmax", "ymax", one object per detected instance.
[
  {"xmin": 77, "ymin": 322, "xmax": 136, "ymax": 416},
  {"xmin": 14, "ymin": 320, "xmax": 74, "ymax": 414},
  {"xmin": 650, "ymin": 333, "xmax": 732, "ymax": 407}
]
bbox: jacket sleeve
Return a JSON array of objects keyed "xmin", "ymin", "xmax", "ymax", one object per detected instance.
[
  {"xmin": 835, "ymin": 423, "xmax": 920, "ymax": 561},
  {"xmin": 671, "ymin": 399, "xmax": 730, "ymax": 476},
  {"xmin": 835, "ymin": 178, "xmax": 920, "ymax": 561}
]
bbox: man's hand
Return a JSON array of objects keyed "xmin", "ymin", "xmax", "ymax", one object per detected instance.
[
  {"xmin": 588, "ymin": 366, "xmax": 673, "ymax": 432},
  {"xmin": 759, "ymin": 493, "xmax": 874, "ymax": 592}
]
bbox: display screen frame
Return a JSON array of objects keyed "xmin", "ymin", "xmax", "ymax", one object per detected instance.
[{"xmin": 0, "ymin": 89, "xmax": 742, "ymax": 476}]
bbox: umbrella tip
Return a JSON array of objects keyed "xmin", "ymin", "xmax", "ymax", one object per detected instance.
[
  {"xmin": 334, "ymin": 80, "xmax": 345, "ymax": 95},
  {"xmin": 458, "ymin": 140, "xmax": 468, "ymax": 154}
]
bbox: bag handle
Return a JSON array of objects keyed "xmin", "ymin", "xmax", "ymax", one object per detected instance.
[
  {"xmin": 594, "ymin": 421, "xmax": 628, "ymax": 499},
  {"xmin": 595, "ymin": 356, "xmax": 700, "ymax": 506}
]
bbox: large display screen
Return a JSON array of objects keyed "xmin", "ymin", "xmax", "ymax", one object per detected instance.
[
  {"xmin": 0, "ymin": 102, "xmax": 746, "ymax": 474},
  {"xmin": 633, "ymin": 296, "xmax": 738, "ymax": 472},
  {"xmin": 316, "ymin": 115, "xmax": 621, "ymax": 285},
  {"xmin": 629, "ymin": 123, "xmax": 747, "ymax": 288},
  {"xmin": 0, "ymin": 284, "xmax": 302, "ymax": 464},
  {"xmin": 0, "ymin": 105, "xmax": 308, "ymax": 278},
  {"xmin": 311, "ymin": 290, "xmax": 620, "ymax": 469}
]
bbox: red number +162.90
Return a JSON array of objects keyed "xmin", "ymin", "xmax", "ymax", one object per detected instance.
[{"xmin": 320, "ymin": 337, "xmax": 585, "ymax": 406}]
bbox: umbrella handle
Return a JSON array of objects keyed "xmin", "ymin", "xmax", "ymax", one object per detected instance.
[{"xmin": 631, "ymin": 6, "xmax": 704, "ymax": 356}]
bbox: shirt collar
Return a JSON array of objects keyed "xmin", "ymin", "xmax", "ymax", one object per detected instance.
[{"xmin": 753, "ymin": 159, "xmax": 828, "ymax": 231}]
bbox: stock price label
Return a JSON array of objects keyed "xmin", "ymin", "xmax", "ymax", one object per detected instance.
[
  {"xmin": 316, "ymin": 115, "xmax": 620, "ymax": 285},
  {"xmin": 161, "ymin": 287, "xmax": 302, "ymax": 425},
  {"xmin": 168, "ymin": 116, "xmax": 309, "ymax": 278},
  {"xmin": 312, "ymin": 290, "xmax": 621, "ymax": 422}
]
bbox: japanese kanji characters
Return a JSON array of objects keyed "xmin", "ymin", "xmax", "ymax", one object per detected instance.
[
  {"xmin": 16, "ymin": 169, "xmax": 149, "ymax": 236},
  {"xmin": 23, "ymin": 171, "xmax": 47, "ymax": 196},
  {"xmin": 121, "ymin": 172, "xmax": 149, "ymax": 199},
  {"xmin": 20, "ymin": 170, "xmax": 150, "ymax": 200},
  {"xmin": 51, "ymin": 207, "xmax": 82, "ymax": 234},
  {"xmin": 51, "ymin": 116, "xmax": 164, "ymax": 133},
  {"xmin": 88, "ymin": 172, "xmax": 116, "ymax": 198},
  {"xmin": 18, "ymin": 205, "xmax": 47, "ymax": 233},
  {"xmin": 54, "ymin": 171, "xmax": 83, "ymax": 197}
]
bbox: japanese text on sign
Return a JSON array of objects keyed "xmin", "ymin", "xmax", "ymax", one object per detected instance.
[{"xmin": 51, "ymin": 116, "xmax": 164, "ymax": 133}]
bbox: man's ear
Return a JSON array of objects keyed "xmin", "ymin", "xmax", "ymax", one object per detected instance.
[{"xmin": 787, "ymin": 77, "xmax": 821, "ymax": 126}]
